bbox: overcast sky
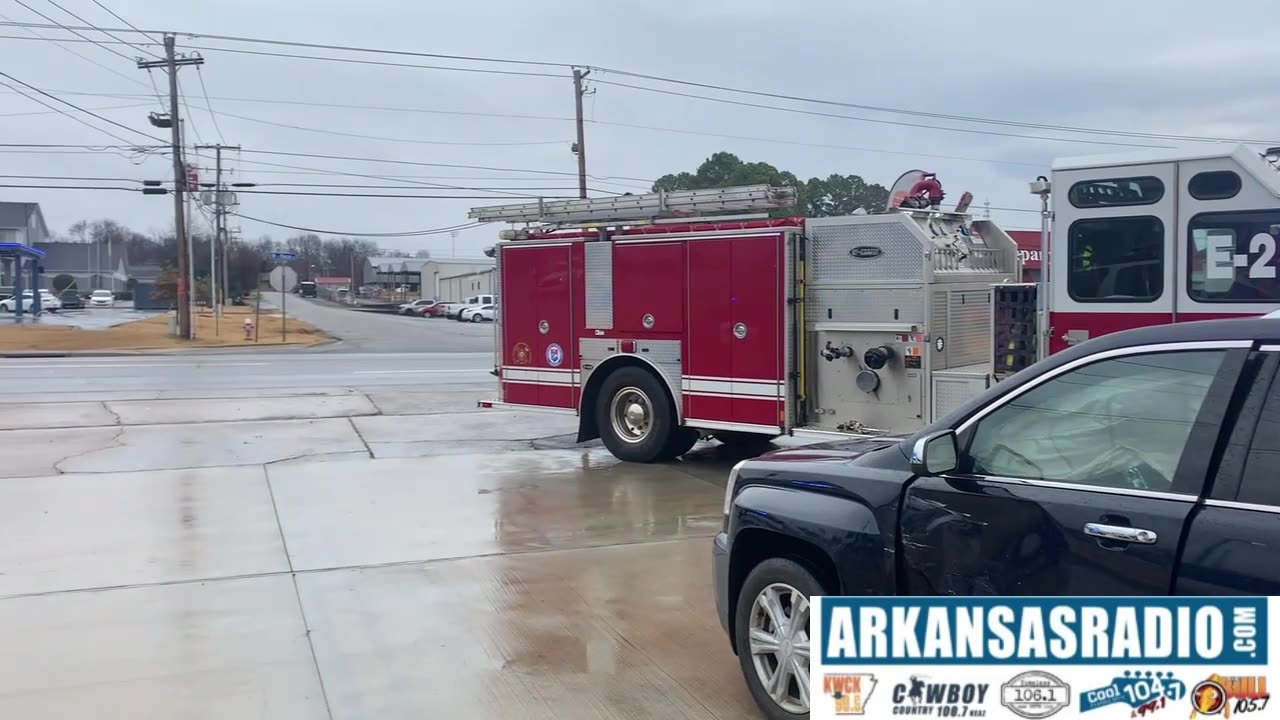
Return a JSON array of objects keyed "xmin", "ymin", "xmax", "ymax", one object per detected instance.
[{"xmin": 1, "ymin": 0, "xmax": 1277, "ymax": 258}]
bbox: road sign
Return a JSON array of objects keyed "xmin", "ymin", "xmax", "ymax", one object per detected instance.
[
  {"xmin": 271, "ymin": 251, "xmax": 298, "ymax": 262},
  {"xmin": 268, "ymin": 265, "xmax": 298, "ymax": 293}
]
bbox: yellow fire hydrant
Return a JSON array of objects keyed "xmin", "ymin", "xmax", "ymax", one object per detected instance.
[{"xmin": 243, "ymin": 317, "xmax": 255, "ymax": 340}]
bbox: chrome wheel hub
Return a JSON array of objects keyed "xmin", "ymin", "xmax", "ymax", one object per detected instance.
[
  {"xmin": 748, "ymin": 583, "xmax": 810, "ymax": 714},
  {"xmin": 609, "ymin": 386, "xmax": 652, "ymax": 444}
]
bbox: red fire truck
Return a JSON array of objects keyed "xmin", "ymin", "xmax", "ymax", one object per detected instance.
[{"xmin": 473, "ymin": 145, "xmax": 1280, "ymax": 462}]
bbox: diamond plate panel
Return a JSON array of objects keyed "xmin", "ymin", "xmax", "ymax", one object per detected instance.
[
  {"xmin": 946, "ymin": 289, "xmax": 991, "ymax": 367},
  {"xmin": 584, "ymin": 242, "xmax": 613, "ymax": 329},
  {"xmin": 579, "ymin": 338, "xmax": 682, "ymax": 419},
  {"xmin": 930, "ymin": 289, "xmax": 949, "ymax": 370},
  {"xmin": 807, "ymin": 221, "xmax": 924, "ymax": 286},
  {"xmin": 933, "ymin": 376, "xmax": 987, "ymax": 419},
  {"xmin": 805, "ymin": 287, "xmax": 924, "ymax": 324}
]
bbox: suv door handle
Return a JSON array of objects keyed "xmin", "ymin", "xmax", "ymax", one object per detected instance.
[{"xmin": 1083, "ymin": 523, "xmax": 1158, "ymax": 545}]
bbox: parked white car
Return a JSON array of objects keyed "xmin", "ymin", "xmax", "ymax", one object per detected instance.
[
  {"xmin": 0, "ymin": 290, "xmax": 60, "ymax": 312},
  {"xmin": 449, "ymin": 294, "xmax": 495, "ymax": 320},
  {"xmin": 89, "ymin": 289, "xmax": 115, "ymax": 308},
  {"xmin": 462, "ymin": 304, "xmax": 495, "ymax": 322}
]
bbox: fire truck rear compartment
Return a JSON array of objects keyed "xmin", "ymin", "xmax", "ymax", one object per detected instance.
[{"xmin": 800, "ymin": 212, "xmax": 1019, "ymax": 435}]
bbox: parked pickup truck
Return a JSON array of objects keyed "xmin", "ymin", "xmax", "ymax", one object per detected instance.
[{"xmin": 714, "ymin": 316, "xmax": 1280, "ymax": 720}]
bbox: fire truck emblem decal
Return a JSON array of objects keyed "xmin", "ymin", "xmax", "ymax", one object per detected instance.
[
  {"xmin": 546, "ymin": 343, "xmax": 564, "ymax": 367},
  {"xmin": 850, "ymin": 245, "xmax": 883, "ymax": 259},
  {"xmin": 513, "ymin": 342, "xmax": 532, "ymax": 365}
]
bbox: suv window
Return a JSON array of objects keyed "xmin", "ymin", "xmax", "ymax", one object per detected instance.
[
  {"xmin": 1236, "ymin": 356, "xmax": 1280, "ymax": 507},
  {"xmin": 1067, "ymin": 217, "xmax": 1165, "ymax": 302},
  {"xmin": 962, "ymin": 350, "xmax": 1226, "ymax": 492}
]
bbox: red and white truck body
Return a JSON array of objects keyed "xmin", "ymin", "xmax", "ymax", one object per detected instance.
[{"xmin": 474, "ymin": 145, "xmax": 1280, "ymax": 462}]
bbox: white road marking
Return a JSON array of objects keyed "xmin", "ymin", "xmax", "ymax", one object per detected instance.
[
  {"xmin": 352, "ymin": 369, "xmax": 486, "ymax": 375},
  {"xmin": 0, "ymin": 362, "xmax": 271, "ymax": 369}
]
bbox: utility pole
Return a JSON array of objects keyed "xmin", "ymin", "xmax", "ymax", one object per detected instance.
[
  {"xmin": 572, "ymin": 68, "xmax": 591, "ymax": 199},
  {"xmin": 195, "ymin": 144, "xmax": 241, "ymax": 315},
  {"xmin": 139, "ymin": 36, "xmax": 202, "ymax": 340}
]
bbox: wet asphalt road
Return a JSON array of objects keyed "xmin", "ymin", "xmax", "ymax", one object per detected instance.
[{"xmin": 0, "ymin": 355, "xmax": 776, "ymax": 719}]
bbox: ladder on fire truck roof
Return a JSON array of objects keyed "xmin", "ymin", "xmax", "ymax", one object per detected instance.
[{"xmin": 467, "ymin": 184, "xmax": 796, "ymax": 226}]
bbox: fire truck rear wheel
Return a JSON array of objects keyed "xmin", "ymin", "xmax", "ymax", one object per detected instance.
[{"xmin": 596, "ymin": 367, "xmax": 676, "ymax": 463}]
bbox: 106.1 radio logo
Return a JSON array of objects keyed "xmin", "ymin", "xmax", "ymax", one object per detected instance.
[
  {"xmin": 890, "ymin": 676, "xmax": 989, "ymax": 717},
  {"xmin": 1081, "ymin": 671, "xmax": 1185, "ymax": 717}
]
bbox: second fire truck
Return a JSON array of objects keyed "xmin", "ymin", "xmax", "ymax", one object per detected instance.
[{"xmin": 473, "ymin": 144, "xmax": 1280, "ymax": 462}]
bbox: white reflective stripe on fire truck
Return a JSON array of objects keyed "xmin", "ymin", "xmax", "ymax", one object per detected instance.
[
  {"xmin": 681, "ymin": 377, "xmax": 783, "ymax": 397},
  {"xmin": 501, "ymin": 367, "xmax": 579, "ymax": 385}
]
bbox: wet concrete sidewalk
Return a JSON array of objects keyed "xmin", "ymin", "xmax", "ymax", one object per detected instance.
[{"xmin": 0, "ymin": 362, "xmax": 766, "ymax": 719}]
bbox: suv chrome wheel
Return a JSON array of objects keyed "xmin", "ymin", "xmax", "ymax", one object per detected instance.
[{"xmin": 748, "ymin": 582, "xmax": 810, "ymax": 714}]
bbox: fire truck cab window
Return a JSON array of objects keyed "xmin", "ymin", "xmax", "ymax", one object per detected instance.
[
  {"xmin": 1068, "ymin": 176, "xmax": 1164, "ymax": 208},
  {"xmin": 1067, "ymin": 217, "xmax": 1164, "ymax": 302},
  {"xmin": 1188, "ymin": 210, "xmax": 1280, "ymax": 302},
  {"xmin": 1188, "ymin": 171, "xmax": 1242, "ymax": 201}
]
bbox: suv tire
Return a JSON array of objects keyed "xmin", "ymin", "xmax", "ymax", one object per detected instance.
[{"xmin": 735, "ymin": 557, "xmax": 826, "ymax": 720}]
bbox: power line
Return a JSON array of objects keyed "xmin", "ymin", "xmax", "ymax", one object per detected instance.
[
  {"xmin": 0, "ymin": 71, "xmax": 163, "ymax": 142},
  {"xmin": 238, "ymin": 189, "xmax": 579, "ymax": 199},
  {"xmin": 176, "ymin": 75, "xmax": 205, "ymax": 146},
  {"xmin": 40, "ymin": 0, "xmax": 159, "ymax": 58},
  {"xmin": 231, "ymin": 214, "xmax": 490, "ymax": 238},
  {"xmin": 0, "ymin": 101, "xmax": 151, "ymax": 117},
  {"xmin": 233, "ymin": 148, "xmax": 655, "ymax": 183},
  {"xmin": 585, "ymin": 67, "xmax": 1271, "ymax": 146},
  {"xmin": 0, "ymin": 10, "xmax": 150, "ymax": 89},
  {"xmin": 184, "ymin": 44, "xmax": 565, "ymax": 79},
  {"xmin": 590, "ymin": 78, "xmax": 1173, "ymax": 149},
  {"xmin": 189, "ymin": 102, "xmax": 565, "ymax": 147},
  {"xmin": 194, "ymin": 66, "xmax": 225, "ymax": 143},
  {"xmin": 8, "ymin": 0, "xmax": 136, "ymax": 62},
  {"xmin": 586, "ymin": 118, "xmax": 1045, "ymax": 169},
  {"xmin": 0, "ymin": 21, "xmax": 1272, "ymax": 145},
  {"xmin": 0, "ymin": 77, "xmax": 139, "ymax": 144},
  {"xmin": 89, "ymin": 0, "xmax": 161, "ymax": 45}
]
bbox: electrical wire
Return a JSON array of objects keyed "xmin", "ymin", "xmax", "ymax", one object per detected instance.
[
  {"xmin": 176, "ymin": 75, "xmax": 205, "ymax": 146},
  {"xmin": 0, "ymin": 72, "xmax": 163, "ymax": 141},
  {"xmin": 194, "ymin": 66, "xmax": 225, "ymax": 144},
  {"xmin": 8, "ymin": 0, "xmax": 136, "ymax": 62},
  {"xmin": 0, "ymin": 21, "xmax": 1273, "ymax": 145},
  {"xmin": 193, "ymin": 103, "xmax": 565, "ymax": 147},
  {"xmin": 144, "ymin": 68, "xmax": 166, "ymax": 111},
  {"xmin": 586, "ymin": 118, "xmax": 1045, "ymax": 169},
  {"xmin": 232, "ymin": 148, "xmax": 655, "ymax": 183},
  {"xmin": 0, "ymin": 78, "xmax": 140, "ymax": 144},
  {"xmin": 89, "ymin": 0, "xmax": 161, "ymax": 45},
  {"xmin": 183, "ymin": 44, "xmax": 565, "ymax": 79},
  {"xmin": 0, "ymin": 101, "xmax": 152, "ymax": 117},
  {"xmin": 231, "ymin": 214, "xmax": 490, "ymax": 238},
  {"xmin": 238, "ymin": 189, "xmax": 578, "ymax": 199},
  {"xmin": 590, "ymin": 78, "xmax": 1173, "ymax": 149},
  {"xmin": 0, "ymin": 10, "xmax": 150, "ymax": 89},
  {"xmin": 40, "ymin": 0, "xmax": 159, "ymax": 58}
]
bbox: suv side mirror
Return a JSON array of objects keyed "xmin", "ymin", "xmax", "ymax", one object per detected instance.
[{"xmin": 910, "ymin": 430, "xmax": 959, "ymax": 476}]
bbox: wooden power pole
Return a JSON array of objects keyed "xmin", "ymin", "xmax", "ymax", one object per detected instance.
[
  {"xmin": 139, "ymin": 36, "xmax": 203, "ymax": 339},
  {"xmin": 572, "ymin": 68, "xmax": 591, "ymax": 199}
]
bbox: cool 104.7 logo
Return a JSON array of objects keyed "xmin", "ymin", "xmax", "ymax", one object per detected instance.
[{"xmin": 1080, "ymin": 671, "xmax": 1186, "ymax": 717}]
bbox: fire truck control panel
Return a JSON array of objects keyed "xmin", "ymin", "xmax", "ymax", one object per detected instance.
[{"xmin": 473, "ymin": 145, "xmax": 1280, "ymax": 463}]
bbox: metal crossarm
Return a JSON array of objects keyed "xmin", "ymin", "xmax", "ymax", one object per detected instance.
[{"xmin": 468, "ymin": 185, "xmax": 796, "ymax": 224}]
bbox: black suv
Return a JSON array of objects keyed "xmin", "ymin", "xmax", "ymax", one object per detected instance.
[{"xmin": 714, "ymin": 317, "xmax": 1280, "ymax": 719}]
